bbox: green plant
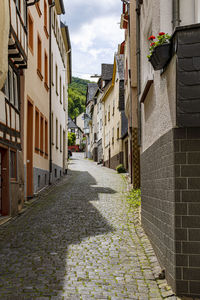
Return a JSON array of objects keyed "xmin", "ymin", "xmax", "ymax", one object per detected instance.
[
  {"xmin": 147, "ymin": 32, "xmax": 171, "ymax": 58},
  {"xmin": 126, "ymin": 188, "xmax": 141, "ymax": 209},
  {"xmin": 116, "ymin": 164, "xmax": 126, "ymax": 173},
  {"xmin": 68, "ymin": 132, "xmax": 76, "ymax": 146}
]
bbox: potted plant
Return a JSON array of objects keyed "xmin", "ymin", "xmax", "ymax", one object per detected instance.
[{"xmin": 147, "ymin": 32, "xmax": 172, "ymax": 70}]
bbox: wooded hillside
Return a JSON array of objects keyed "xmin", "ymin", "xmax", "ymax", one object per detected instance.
[{"xmin": 68, "ymin": 77, "xmax": 92, "ymax": 120}]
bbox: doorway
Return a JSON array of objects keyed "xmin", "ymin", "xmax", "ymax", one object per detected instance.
[
  {"xmin": 125, "ymin": 140, "xmax": 128, "ymax": 171},
  {"xmin": 26, "ymin": 100, "xmax": 33, "ymax": 198},
  {"xmin": 108, "ymin": 148, "xmax": 111, "ymax": 168},
  {"xmin": 0, "ymin": 147, "xmax": 9, "ymax": 216}
]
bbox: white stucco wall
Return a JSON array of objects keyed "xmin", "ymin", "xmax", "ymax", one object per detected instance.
[{"xmin": 140, "ymin": 1, "xmax": 176, "ymax": 153}]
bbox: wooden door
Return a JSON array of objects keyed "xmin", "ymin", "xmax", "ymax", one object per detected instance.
[
  {"xmin": 0, "ymin": 147, "xmax": 9, "ymax": 215},
  {"xmin": 26, "ymin": 101, "xmax": 33, "ymax": 198}
]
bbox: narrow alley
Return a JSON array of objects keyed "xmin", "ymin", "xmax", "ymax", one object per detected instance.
[{"xmin": 0, "ymin": 154, "xmax": 175, "ymax": 300}]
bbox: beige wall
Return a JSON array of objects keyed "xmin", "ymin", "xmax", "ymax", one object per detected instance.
[
  {"xmin": 24, "ymin": 3, "xmax": 50, "ymax": 171},
  {"xmin": 103, "ymin": 79, "xmax": 123, "ymax": 162},
  {"xmin": 51, "ymin": 7, "xmax": 67, "ymax": 170},
  {"xmin": 0, "ymin": 1, "xmax": 9, "ymax": 90},
  {"xmin": 76, "ymin": 112, "xmax": 84, "ymax": 132}
]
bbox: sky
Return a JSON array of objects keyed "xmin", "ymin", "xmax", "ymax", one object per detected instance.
[{"xmin": 63, "ymin": 0, "xmax": 124, "ymax": 81}]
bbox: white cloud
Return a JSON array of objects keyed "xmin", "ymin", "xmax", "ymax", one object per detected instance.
[{"xmin": 63, "ymin": 0, "xmax": 123, "ymax": 79}]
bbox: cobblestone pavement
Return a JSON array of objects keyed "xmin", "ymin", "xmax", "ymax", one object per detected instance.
[{"xmin": 0, "ymin": 153, "xmax": 177, "ymax": 299}]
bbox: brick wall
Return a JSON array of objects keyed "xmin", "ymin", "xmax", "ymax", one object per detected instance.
[{"xmin": 141, "ymin": 128, "xmax": 200, "ymax": 297}]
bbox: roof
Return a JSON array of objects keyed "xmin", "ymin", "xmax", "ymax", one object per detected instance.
[
  {"xmin": 101, "ymin": 64, "xmax": 114, "ymax": 81},
  {"xmin": 116, "ymin": 54, "xmax": 124, "ymax": 80},
  {"xmin": 68, "ymin": 117, "xmax": 78, "ymax": 129},
  {"xmin": 86, "ymin": 83, "xmax": 98, "ymax": 105}
]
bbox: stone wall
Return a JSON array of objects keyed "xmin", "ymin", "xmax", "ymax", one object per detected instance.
[{"xmin": 141, "ymin": 128, "xmax": 200, "ymax": 297}]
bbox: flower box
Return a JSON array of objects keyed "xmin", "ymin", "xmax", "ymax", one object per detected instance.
[{"xmin": 149, "ymin": 43, "xmax": 172, "ymax": 70}]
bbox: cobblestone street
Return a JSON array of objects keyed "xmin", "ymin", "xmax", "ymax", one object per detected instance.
[{"xmin": 0, "ymin": 154, "xmax": 176, "ymax": 299}]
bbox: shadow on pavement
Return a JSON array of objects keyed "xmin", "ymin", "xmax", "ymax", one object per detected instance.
[{"xmin": 0, "ymin": 169, "xmax": 116, "ymax": 298}]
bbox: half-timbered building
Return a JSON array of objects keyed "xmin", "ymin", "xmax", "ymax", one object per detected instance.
[{"xmin": 0, "ymin": 0, "xmax": 35, "ymax": 218}]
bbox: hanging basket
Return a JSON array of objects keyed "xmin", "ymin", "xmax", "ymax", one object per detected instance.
[{"xmin": 149, "ymin": 43, "xmax": 172, "ymax": 70}]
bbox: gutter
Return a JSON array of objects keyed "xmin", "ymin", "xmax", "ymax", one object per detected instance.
[
  {"xmin": 173, "ymin": 0, "xmax": 180, "ymax": 28},
  {"xmin": 49, "ymin": 1, "xmax": 55, "ymax": 184}
]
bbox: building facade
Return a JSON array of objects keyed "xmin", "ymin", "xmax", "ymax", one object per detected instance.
[
  {"xmin": 50, "ymin": 2, "xmax": 68, "ymax": 183},
  {"xmin": 120, "ymin": 0, "xmax": 140, "ymax": 187},
  {"xmin": 85, "ymin": 83, "xmax": 98, "ymax": 159},
  {"xmin": 0, "ymin": 0, "xmax": 32, "ymax": 217},
  {"xmin": 138, "ymin": 0, "xmax": 200, "ymax": 296},
  {"xmin": 24, "ymin": 0, "xmax": 50, "ymax": 197},
  {"xmin": 102, "ymin": 56, "xmax": 128, "ymax": 170}
]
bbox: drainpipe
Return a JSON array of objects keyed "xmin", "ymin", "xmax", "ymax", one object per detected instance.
[
  {"xmin": 136, "ymin": 0, "xmax": 141, "ymax": 146},
  {"xmin": 49, "ymin": 1, "xmax": 55, "ymax": 184},
  {"xmin": 172, "ymin": 0, "xmax": 180, "ymax": 28},
  {"xmin": 127, "ymin": 3, "xmax": 133, "ymax": 184}
]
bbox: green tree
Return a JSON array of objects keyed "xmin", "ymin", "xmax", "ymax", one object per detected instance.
[
  {"xmin": 68, "ymin": 132, "xmax": 76, "ymax": 146},
  {"xmin": 68, "ymin": 77, "xmax": 95, "ymax": 120}
]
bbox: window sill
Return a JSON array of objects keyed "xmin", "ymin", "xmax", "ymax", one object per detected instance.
[
  {"xmin": 44, "ymin": 26, "xmax": 49, "ymax": 39},
  {"xmin": 140, "ymin": 76, "xmax": 154, "ymax": 103},
  {"xmin": 37, "ymin": 69, "xmax": 43, "ymax": 81}
]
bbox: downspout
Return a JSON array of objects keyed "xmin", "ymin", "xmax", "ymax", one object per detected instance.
[
  {"xmin": 136, "ymin": 0, "xmax": 141, "ymax": 146},
  {"xmin": 49, "ymin": 1, "xmax": 55, "ymax": 184},
  {"xmin": 172, "ymin": 0, "xmax": 180, "ymax": 28}
]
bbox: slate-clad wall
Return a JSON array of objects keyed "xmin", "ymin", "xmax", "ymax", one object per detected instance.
[
  {"xmin": 141, "ymin": 128, "xmax": 200, "ymax": 296},
  {"xmin": 141, "ymin": 129, "xmax": 176, "ymax": 291},
  {"xmin": 176, "ymin": 24, "xmax": 200, "ymax": 127},
  {"xmin": 174, "ymin": 127, "xmax": 200, "ymax": 297}
]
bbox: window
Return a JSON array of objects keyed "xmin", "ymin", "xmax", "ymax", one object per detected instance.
[
  {"xmin": 44, "ymin": 51, "xmax": 48, "ymax": 88},
  {"xmin": 63, "ymin": 86, "xmax": 65, "ymax": 110},
  {"xmin": 40, "ymin": 115, "xmax": 44, "ymax": 155},
  {"xmin": 105, "ymin": 113, "xmax": 107, "ymax": 125},
  {"xmin": 28, "ymin": 13, "xmax": 34, "ymax": 53},
  {"xmin": 35, "ymin": 109, "xmax": 39, "ymax": 152},
  {"xmin": 112, "ymin": 127, "xmax": 114, "ymax": 144},
  {"xmin": 117, "ymin": 122, "xmax": 120, "ymax": 139},
  {"xmin": 113, "ymin": 99, "xmax": 115, "ymax": 115},
  {"xmin": 60, "ymin": 125, "xmax": 62, "ymax": 151},
  {"xmin": 56, "ymin": 64, "xmax": 58, "ymax": 94},
  {"xmin": 108, "ymin": 106, "xmax": 110, "ymax": 121},
  {"xmin": 4, "ymin": 66, "xmax": 19, "ymax": 110},
  {"xmin": 45, "ymin": 120, "xmax": 48, "ymax": 157},
  {"xmin": 10, "ymin": 151, "xmax": 17, "ymax": 180},
  {"xmin": 51, "ymin": 112, "xmax": 54, "ymax": 145},
  {"xmin": 9, "ymin": 67, "xmax": 14, "ymax": 105},
  {"xmin": 56, "ymin": 119, "xmax": 58, "ymax": 148},
  {"xmin": 51, "ymin": 53, "xmax": 54, "ymax": 85},
  {"xmin": 37, "ymin": 35, "xmax": 42, "ymax": 78},
  {"xmin": 60, "ymin": 76, "xmax": 62, "ymax": 103}
]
